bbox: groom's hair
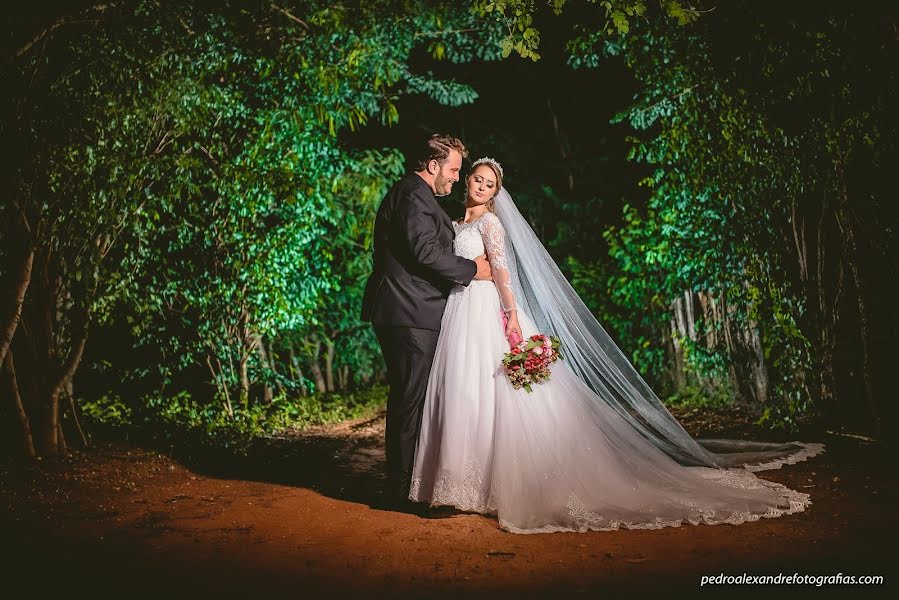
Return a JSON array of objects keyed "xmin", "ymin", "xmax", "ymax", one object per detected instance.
[{"xmin": 414, "ymin": 134, "xmax": 468, "ymax": 171}]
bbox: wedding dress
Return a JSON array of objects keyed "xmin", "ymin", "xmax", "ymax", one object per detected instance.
[{"xmin": 409, "ymin": 188, "xmax": 823, "ymax": 534}]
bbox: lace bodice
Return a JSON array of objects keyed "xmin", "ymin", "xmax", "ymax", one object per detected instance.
[
  {"xmin": 453, "ymin": 212, "xmax": 516, "ymax": 312},
  {"xmin": 452, "ymin": 217, "xmax": 487, "ymax": 260}
]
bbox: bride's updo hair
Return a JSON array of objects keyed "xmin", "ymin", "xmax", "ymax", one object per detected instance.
[{"xmin": 467, "ymin": 157, "xmax": 503, "ymax": 213}]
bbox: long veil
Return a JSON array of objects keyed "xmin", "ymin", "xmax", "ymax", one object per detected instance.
[{"xmin": 493, "ymin": 188, "xmax": 824, "ymax": 471}]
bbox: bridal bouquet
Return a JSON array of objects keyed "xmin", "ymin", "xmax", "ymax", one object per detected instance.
[{"xmin": 501, "ymin": 332, "xmax": 564, "ymax": 393}]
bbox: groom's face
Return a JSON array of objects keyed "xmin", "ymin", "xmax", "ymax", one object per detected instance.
[{"xmin": 433, "ymin": 150, "xmax": 462, "ymax": 197}]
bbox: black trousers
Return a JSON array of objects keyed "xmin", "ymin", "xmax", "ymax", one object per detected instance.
[{"xmin": 374, "ymin": 325, "xmax": 440, "ymax": 499}]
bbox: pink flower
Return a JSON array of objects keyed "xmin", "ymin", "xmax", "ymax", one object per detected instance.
[{"xmin": 501, "ymin": 331, "xmax": 564, "ymax": 393}]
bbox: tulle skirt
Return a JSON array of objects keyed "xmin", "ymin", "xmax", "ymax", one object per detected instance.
[{"xmin": 410, "ymin": 280, "xmax": 815, "ymax": 534}]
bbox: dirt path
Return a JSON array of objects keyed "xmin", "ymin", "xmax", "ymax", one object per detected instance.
[{"xmin": 1, "ymin": 408, "xmax": 896, "ymax": 598}]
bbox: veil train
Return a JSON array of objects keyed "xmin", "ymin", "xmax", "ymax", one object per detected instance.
[{"xmin": 492, "ymin": 188, "xmax": 824, "ymax": 471}]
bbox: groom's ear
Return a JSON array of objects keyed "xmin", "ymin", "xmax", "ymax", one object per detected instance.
[{"xmin": 427, "ymin": 159, "xmax": 439, "ymax": 175}]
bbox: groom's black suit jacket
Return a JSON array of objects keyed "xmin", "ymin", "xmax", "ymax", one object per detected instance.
[{"xmin": 361, "ymin": 172, "xmax": 476, "ymax": 331}]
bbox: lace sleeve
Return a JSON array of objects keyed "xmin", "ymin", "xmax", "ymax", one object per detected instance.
[{"xmin": 479, "ymin": 213, "xmax": 517, "ymax": 313}]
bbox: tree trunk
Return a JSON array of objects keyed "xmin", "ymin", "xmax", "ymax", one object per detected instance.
[
  {"xmin": 66, "ymin": 378, "xmax": 88, "ymax": 448},
  {"xmin": 791, "ymin": 201, "xmax": 809, "ymax": 284},
  {"xmin": 669, "ymin": 298, "xmax": 687, "ymax": 392},
  {"xmin": 42, "ymin": 300, "xmax": 89, "ymax": 454},
  {"xmin": 838, "ymin": 205, "xmax": 879, "ymax": 435},
  {"xmin": 673, "ymin": 296, "xmax": 688, "ymax": 341},
  {"xmin": 308, "ymin": 338, "xmax": 327, "ymax": 394},
  {"xmin": 256, "ymin": 339, "xmax": 274, "ymax": 403},
  {"xmin": 6, "ymin": 221, "xmax": 99, "ymax": 457},
  {"xmin": 287, "ymin": 342, "xmax": 307, "ymax": 396},
  {"xmin": 238, "ymin": 353, "xmax": 249, "ymax": 401},
  {"xmin": 745, "ymin": 322, "xmax": 769, "ymax": 404},
  {"xmin": 31, "ymin": 246, "xmax": 60, "ymax": 456},
  {"xmin": 820, "ymin": 240, "xmax": 845, "ymax": 407},
  {"xmin": 684, "ymin": 290, "xmax": 698, "ymax": 342},
  {"xmin": 720, "ymin": 293, "xmax": 749, "ymax": 402},
  {"xmin": 0, "ymin": 246, "xmax": 34, "ymax": 367},
  {"xmin": 237, "ymin": 308, "xmax": 256, "ymax": 402},
  {"xmin": 338, "ymin": 365, "xmax": 349, "ymax": 391},
  {"xmin": 2, "ymin": 348, "xmax": 36, "ymax": 459},
  {"xmin": 815, "ymin": 204, "xmax": 840, "ymax": 405},
  {"xmin": 207, "ymin": 355, "xmax": 234, "ymax": 417},
  {"xmin": 324, "ymin": 338, "xmax": 335, "ymax": 393},
  {"xmin": 720, "ymin": 293, "xmax": 735, "ymax": 354},
  {"xmin": 56, "ymin": 419, "xmax": 67, "ymax": 453},
  {"xmin": 698, "ymin": 291, "xmax": 716, "ymax": 348},
  {"xmin": 40, "ymin": 389, "xmax": 60, "ymax": 455},
  {"xmin": 265, "ymin": 339, "xmax": 285, "ymax": 396}
]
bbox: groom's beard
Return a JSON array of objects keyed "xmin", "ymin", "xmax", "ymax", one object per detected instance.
[{"xmin": 434, "ymin": 172, "xmax": 453, "ymax": 196}]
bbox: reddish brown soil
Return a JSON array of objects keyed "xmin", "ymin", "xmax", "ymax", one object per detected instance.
[{"xmin": 1, "ymin": 407, "xmax": 896, "ymax": 598}]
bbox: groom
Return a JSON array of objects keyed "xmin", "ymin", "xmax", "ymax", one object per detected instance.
[{"xmin": 361, "ymin": 134, "xmax": 492, "ymax": 509}]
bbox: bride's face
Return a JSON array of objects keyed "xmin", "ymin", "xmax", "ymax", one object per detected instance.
[{"xmin": 466, "ymin": 165, "xmax": 498, "ymax": 205}]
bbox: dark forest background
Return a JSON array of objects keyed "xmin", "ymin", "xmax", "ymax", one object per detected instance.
[{"xmin": 2, "ymin": 0, "xmax": 896, "ymax": 460}]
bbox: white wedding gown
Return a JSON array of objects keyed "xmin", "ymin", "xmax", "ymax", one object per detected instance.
[{"xmin": 410, "ymin": 211, "xmax": 820, "ymax": 534}]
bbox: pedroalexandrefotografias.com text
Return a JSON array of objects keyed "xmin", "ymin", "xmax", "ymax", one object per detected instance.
[{"xmin": 700, "ymin": 573, "xmax": 884, "ymax": 586}]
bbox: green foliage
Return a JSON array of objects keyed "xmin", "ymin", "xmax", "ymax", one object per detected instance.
[
  {"xmin": 666, "ymin": 384, "xmax": 730, "ymax": 411},
  {"xmin": 471, "ymin": 0, "xmax": 701, "ymax": 60},
  {"xmin": 568, "ymin": 3, "xmax": 896, "ymax": 428},
  {"xmin": 81, "ymin": 386, "xmax": 388, "ymax": 454},
  {"xmin": 80, "ymin": 394, "xmax": 133, "ymax": 428},
  {"xmin": 406, "ymin": 73, "xmax": 480, "ymax": 106},
  {"xmin": 8, "ymin": 1, "xmax": 504, "ymax": 446},
  {"xmin": 70, "ymin": 1, "xmax": 500, "ymax": 397}
]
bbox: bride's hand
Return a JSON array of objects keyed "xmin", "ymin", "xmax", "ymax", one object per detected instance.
[{"xmin": 505, "ymin": 311, "xmax": 522, "ymax": 343}]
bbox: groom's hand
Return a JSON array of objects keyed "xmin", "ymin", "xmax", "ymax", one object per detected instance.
[{"xmin": 473, "ymin": 254, "xmax": 493, "ymax": 281}]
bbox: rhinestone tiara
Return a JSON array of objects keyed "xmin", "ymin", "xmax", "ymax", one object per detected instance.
[{"xmin": 471, "ymin": 156, "xmax": 504, "ymax": 178}]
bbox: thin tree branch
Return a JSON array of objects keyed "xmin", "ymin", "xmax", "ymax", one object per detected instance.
[
  {"xmin": 154, "ymin": 1, "xmax": 195, "ymax": 35},
  {"xmin": 634, "ymin": 85, "xmax": 698, "ymax": 117},
  {"xmin": 0, "ymin": 235, "xmax": 34, "ymax": 367},
  {"xmin": 414, "ymin": 28, "xmax": 478, "ymax": 37},
  {"xmin": 269, "ymin": 2, "xmax": 309, "ymax": 29},
  {"xmin": 3, "ymin": 349, "xmax": 36, "ymax": 459},
  {"xmin": 3, "ymin": 4, "xmax": 109, "ymax": 69},
  {"xmin": 51, "ymin": 323, "xmax": 88, "ymax": 401}
]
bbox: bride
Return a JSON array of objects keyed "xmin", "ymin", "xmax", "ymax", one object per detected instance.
[{"xmin": 409, "ymin": 157, "xmax": 824, "ymax": 534}]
